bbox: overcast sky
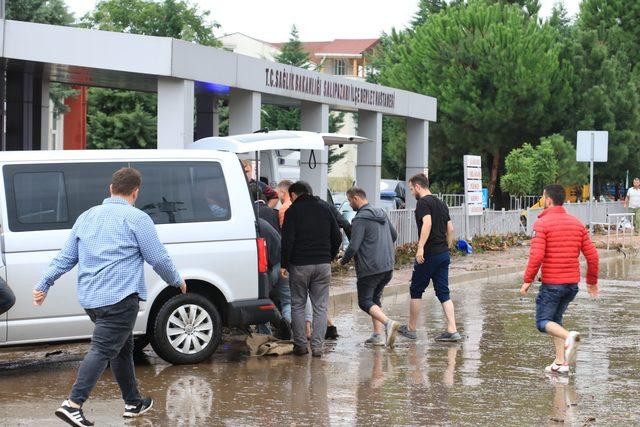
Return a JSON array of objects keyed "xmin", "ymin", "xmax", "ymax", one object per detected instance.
[{"xmin": 65, "ymin": 0, "xmax": 582, "ymax": 42}]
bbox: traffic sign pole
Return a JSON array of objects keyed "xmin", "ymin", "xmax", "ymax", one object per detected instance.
[
  {"xmin": 589, "ymin": 133, "xmax": 594, "ymax": 234},
  {"xmin": 577, "ymin": 130, "xmax": 608, "ymax": 235}
]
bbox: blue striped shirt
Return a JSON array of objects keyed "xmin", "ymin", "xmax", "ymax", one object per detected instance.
[{"xmin": 36, "ymin": 197, "xmax": 182, "ymax": 309}]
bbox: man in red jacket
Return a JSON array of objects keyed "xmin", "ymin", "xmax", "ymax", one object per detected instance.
[{"xmin": 520, "ymin": 185, "xmax": 599, "ymax": 375}]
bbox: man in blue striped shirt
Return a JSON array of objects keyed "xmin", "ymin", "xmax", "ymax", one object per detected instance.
[{"xmin": 33, "ymin": 168, "xmax": 186, "ymax": 426}]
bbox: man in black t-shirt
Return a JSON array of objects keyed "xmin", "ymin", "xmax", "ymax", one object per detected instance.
[{"xmin": 397, "ymin": 173, "xmax": 462, "ymax": 342}]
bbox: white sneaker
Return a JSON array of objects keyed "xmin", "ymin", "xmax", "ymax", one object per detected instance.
[
  {"xmin": 385, "ymin": 320, "xmax": 400, "ymax": 348},
  {"xmin": 364, "ymin": 334, "xmax": 385, "ymax": 347},
  {"xmin": 565, "ymin": 331, "xmax": 581, "ymax": 365},
  {"xmin": 545, "ymin": 362, "xmax": 570, "ymax": 374}
]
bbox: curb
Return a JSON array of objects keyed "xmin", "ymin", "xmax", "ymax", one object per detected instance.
[{"xmin": 328, "ymin": 250, "xmax": 626, "ymax": 310}]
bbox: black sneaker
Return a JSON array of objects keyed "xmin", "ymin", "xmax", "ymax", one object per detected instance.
[
  {"xmin": 325, "ymin": 325, "xmax": 339, "ymax": 340},
  {"xmin": 311, "ymin": 349, "xmax": 322, "ymax": 358},
  {"xmin": 293, "ymin": 345, "xmax": 309, "ymax": 356},
  {"xmin": 55, "ymin": 400, "xmax": 94, "ymax": 426},
  {"xmin": 123, "ymin": 397, "xmax": 154, "ymax": 418},
  {"xmin": 273, "ymin": 318, "xmax": 292, "ymax": 341}
]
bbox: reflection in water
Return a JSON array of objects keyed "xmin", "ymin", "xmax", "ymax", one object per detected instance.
[
  {"xmin": 459, "ymin": 283, "xmax": 485, "ymax": 387},
  {"xmin": 165, "ymin": 375, "xmax": 213, "ymax": 426},
  {"xmin": 547, "ymin": 375, "xmax": 578, "ymax": 425},
  {"xmin": 442, "ymin": 344, "xmax": 459, "ymax": 388}
]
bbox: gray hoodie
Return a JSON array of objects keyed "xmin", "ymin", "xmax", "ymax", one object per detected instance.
[{"xmin": 341, "ymin": 204, "xmax": 397, "ymax": 278}]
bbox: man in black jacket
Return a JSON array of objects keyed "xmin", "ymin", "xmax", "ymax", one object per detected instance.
[
  {"xmin": 302, "ymin": 183, "xmax": 348, "ymax": 339},
  {"xmin": 249, "ymin": 182, "xmax": 280, "ymax": 233},
  {"xmin": 281, "ymin": 181, "xmax": 342, "ymax": 357}
]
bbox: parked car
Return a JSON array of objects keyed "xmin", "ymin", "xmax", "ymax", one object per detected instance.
[
  {"xmin": 331, "ymin": 192, "xmax": 347, "ymax": 209},
  {"xmin": 380, "ymin": 190, "xmax": 402, "ymax": 210},
  {"xmin": 380, "ymin": 179, "xmax": 407, "ymax": 206}
]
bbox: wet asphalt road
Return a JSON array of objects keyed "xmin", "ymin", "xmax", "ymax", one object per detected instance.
[{"xmin": 1, "ymin": 257, "xmax": 639, "ymax": 426}]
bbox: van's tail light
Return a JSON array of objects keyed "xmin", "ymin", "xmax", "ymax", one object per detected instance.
[{"xmin": 257, "ymin": 238, "xmax": 268, "ymax": 274}]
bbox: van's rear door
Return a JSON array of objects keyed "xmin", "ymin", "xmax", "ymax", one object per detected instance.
[{"xmin": 0, "ymin": 264, "xmax": 6, "ymax": 343}]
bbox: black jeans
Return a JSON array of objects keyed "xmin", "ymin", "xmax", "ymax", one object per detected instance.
[
  {"xmin": 0, "ymin": 279, "xmax": 15, "ymax": 316},
  {"xmin": 69, "ymin": 293, "xmax": 142, "ymax": 406},
  {"xmin": 356, "ymin": 271, "xmax": 393, "ymax": 313}
]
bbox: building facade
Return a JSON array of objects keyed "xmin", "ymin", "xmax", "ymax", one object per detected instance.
[{"xmin": 219, "ymin": 34, "xmax": 380, "ymax": 185}]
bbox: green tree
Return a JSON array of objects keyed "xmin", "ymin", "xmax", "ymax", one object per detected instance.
[
  {"xmin": 376, "ymin": 0, "xmax": 572, "ymax": 203},
  {"xmin": 545, "ymin": 134, "xmax": 588, "ymax": 187},
  {"xmin": 501, "ymin": 143, "xmax": 537, "ymax": 196},
  {"xmin": 273, "ymin": 25, "xmax": 309, "ymax": 67},
  {"xmin": 86, "ymin": 88, "xmax": 157, "ymax": 149},
  {"xmin": 80, "ymin": 0, "xmax": 220, "ymax": 149},
  {"xmin": 565, "ymin": 2, "xmax": 640, "ymax": 187},
  {"xmin": 578, "ymin": 0, "xmax": 640, "ymax": 68},
  {"xmin": 557, "ymin": 30, "xmax": 640, "ymax": 186},
  {"xmin": 411, "ymin": 0, "xmax": 452, "ymax": 27},
  {"xmin": 547, "ymin": 1, "xmax": 572, "ymax": 36},
  {"xmin": 261, "ymin": 25, "xmax": 346, "ymax": 171},
  {"xmin": 381, "ymin": 117, "xmax": 406, "ymax": 179},
  {"xmin": 80, "ymin": 0, "xmax": 220, "ymax": 46},
  {"xmin": 6, "ymin": 0, "xmax": 73, "ymax": 25},
  {"xmin": 501, "ymin": 135, "xmax": 586, "ymax": 196}
]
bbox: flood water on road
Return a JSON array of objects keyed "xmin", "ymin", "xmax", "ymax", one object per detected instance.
[{"xmin": 1, "ymin": 257, "xmax": 639, "ymax": 426}]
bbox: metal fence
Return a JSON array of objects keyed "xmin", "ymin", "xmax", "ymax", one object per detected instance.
[
  {"xmin": 388, "ymin": 201, "xmax": 628, "ymax": 246},
  {"xmin": 526, "ymin": 201, "xmax": 626, "ymax": 235},
  {"xmin": 436, "ymin": 193, "xmax": 465, "ymax": 207},
  {"xmin": 510, "ymin": 195, "xmax": 540, "ymax": 211},
  {"xmin": 388, "ymin": 207, "xmax": 523, "ymax": 246}
]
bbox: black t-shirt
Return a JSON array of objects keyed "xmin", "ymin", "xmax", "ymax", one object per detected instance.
[{"xmin": 415, "ymin": 195, "xmax": 451, "ymax": 254}]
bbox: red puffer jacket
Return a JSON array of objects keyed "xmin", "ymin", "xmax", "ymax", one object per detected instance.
[{"xmin": 524, "ymin": 206, "xmax": 599, "ymax": 285}]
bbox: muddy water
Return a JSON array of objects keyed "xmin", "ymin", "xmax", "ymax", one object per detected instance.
[{"xmin": 1, "ymin": 258, "xmax": 639, "ymax": 426}]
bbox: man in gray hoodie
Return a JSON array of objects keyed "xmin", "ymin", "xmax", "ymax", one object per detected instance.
[{"xmin": 340, "ymin": 187, "xmax": 400, "ymax": 348}]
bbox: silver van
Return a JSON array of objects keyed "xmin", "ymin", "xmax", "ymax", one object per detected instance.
[{"xmin": 0, "ymin": 148, "xmax": 276, "ymax": 364}]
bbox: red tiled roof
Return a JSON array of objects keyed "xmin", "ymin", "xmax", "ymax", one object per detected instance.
[
  {"xmin": 269, "ymin": 38, "xmax": 379, "ymax": 62},
  {"xmin": 315, "ymin": 39, "xmax": 379, "ymax": 56}
]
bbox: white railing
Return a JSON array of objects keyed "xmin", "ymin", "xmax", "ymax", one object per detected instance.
[
  {"xmin": 388, "ymin": 208, "xmax": 523, "ymax": 246},
  {"xmin": 510, "ymin": 195, "xmax": 540, "ymax": 211},
  {"xmin": 526, "ymin": 201, "xmax": 626, "ymax": 235},
  {"xmin": 436, "ymin": 193, "xmax": 465, "ymax": 207},
  {"xmin": 387, "ymin": 209, "xmax": 419, "ymax": 246}
]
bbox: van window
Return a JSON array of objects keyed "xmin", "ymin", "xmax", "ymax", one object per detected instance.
[
  {"xmin": 13, "ymin": 172, "xmax": 68, "ymax": 225},
  {"xmin": 3, "ymin": 161, "xmax": 230, "ymax": 231},
  {"xmin": 131, "ymin": 162, "xmax": 230, "ymax": 224},
  {"xmin": 4, "ymin": 162, "xmax": 122, "ymax": 232}
]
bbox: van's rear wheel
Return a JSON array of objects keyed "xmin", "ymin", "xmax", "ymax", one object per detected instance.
[{"xmin": 150, "ymin": 293, "xmax": 222, "ymax": 364}]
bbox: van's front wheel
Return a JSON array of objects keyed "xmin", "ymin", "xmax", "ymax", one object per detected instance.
[{"xmin": 150, "ymin": 293, "xmax": 222, "ymax": 364}]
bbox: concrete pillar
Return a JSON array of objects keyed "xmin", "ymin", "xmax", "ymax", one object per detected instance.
[
  {"xmin": 300, "ymin": 101, "xmax": 329, "ymax": 200},
  {"xmin": 6, "ymin": 66, "xmax": 45, "ymax": 150},
  {"xmin": 157, "ymin": 77, "xmax": 194, "ymax": 149},
  {"xmin": 195, "ymin": 94, "xmax": 219, "ymax": 140},
  {"xmin": 40, "ymin": 79, "xmax": 50, "ymax": 150},
  {"xmin": 405, "ymin": 119, "xmax": 429, "ymax": 210},
  {"xmin": 356, "ymin": 110, "xmax": 382, "ymax": 207},
  {"xmin": 229, "ymin": 88, "xmax": 261, "ymax": 135}
]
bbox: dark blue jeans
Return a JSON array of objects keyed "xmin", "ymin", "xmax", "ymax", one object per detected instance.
[
  {"xmin": 0, "ymin": 279, "xmax": 15, "ymax": 316},
  {"xmin": 410, "ymin": 251, "xmax": 451, "ymax": 302},
  {"xmin": 69, "ymin": 293, "xmax": 142, "ymax": 406},
  {"xmin": 535, "ymin": 284, "xmax": 579, "ymax": 332}
]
